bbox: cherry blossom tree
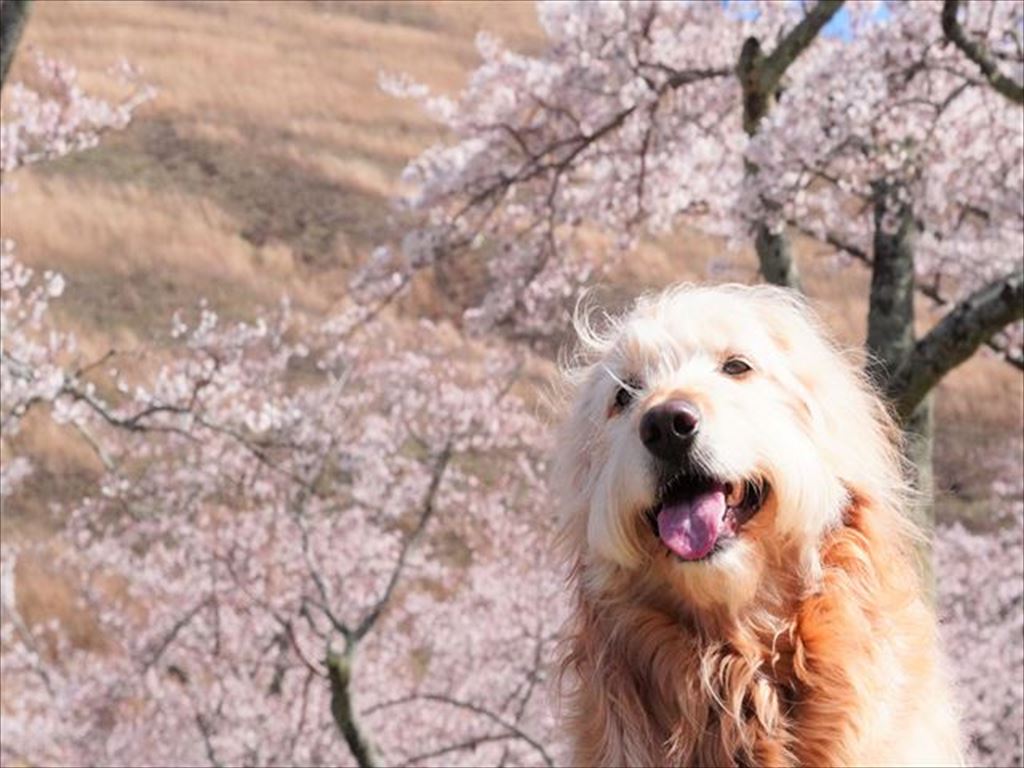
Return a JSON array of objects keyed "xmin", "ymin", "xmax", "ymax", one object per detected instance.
[
  {"xmin": 744, "ymin": 0, "xmax": 1023, "ymax": 503},
  {"xmin": 374, "ymin": 0, "xmax": 1023, "ymax": 523},
  {"xmin": 1, "ymin": 55, "xmax": 562, "ymax": 767},
  {"xmin": 2, "ymin": 5, "xmax": 1022, "ymax": 766},
  {"xmin": 1, "ymin": 261, "xmax": 561, "ymax": 765}
]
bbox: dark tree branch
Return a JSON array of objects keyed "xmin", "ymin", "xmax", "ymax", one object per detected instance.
[
  {"xmin": 142, "ymin": 597, "xmax": 213, "ymax": 673},
  {"xmin": 352, "ymin": 441, "xmax": 453, "ymax": 642},
  {"xmin": 760, "ymin": 0, "xmax": 846, "ymax": 93},
  {"xmin": 432, "ymin": 65, "xmax": 731, "ymax": 252},
  {"xmin": 738, "ymin": 0, "xmax": 845, "ymax": 134},
  {"xmin": 1, "ymin": 345, "xmax": 324, "ymax": 490},
  {"xmin": 664, "ymin": 65, "xmax": 735, "ymax": 90},
  {"xmin": 791, "ymin": 221, "xmax": 1024, "ymax": 371},
  {"xmin": 738, "ymin": 1, "xmax": 843, "ymax": 290},
  {"xmin": 942, "ymin": 0, "xmax": 1024, "ymax": 105},
  {"xmin": 0, "ymin": 0, "xmax": 31, "ymax": 94},
  {"xmin": 364, "ymin": 693, "xmax": 554, "ymax": 767},
  {"xmin": 400, "ymin": 734, "xmax": 523, "ymax": 767},
  {"xmin": 889, "ymin": 269, "xmax": 1024, "ymax": 420},
  {"xmin": 193, "ymin": 711, "xmax": 224, "ymax": 768},
  {"xmin": 985, "ymin": 335, "xmax": 1024, "ymax": 371},
  {"xmin": 327, "ymin": 645, "xmax": 379, "ymax": 768}
]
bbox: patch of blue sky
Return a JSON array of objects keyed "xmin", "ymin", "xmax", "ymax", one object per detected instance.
[
  {"xmin": 823, "ymin": 3, "xmax": 892, "ymax": 41},
  {"xmin": 720, "ymin": 1, "xmax": 893, "ymax": 41}
]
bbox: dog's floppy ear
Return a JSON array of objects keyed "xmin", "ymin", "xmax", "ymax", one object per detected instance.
[
  {"xmin": 554, "ymin": 297, "xmax": 623, "ymax": 558},
  {"xmin": 755, "ymin": 291, "xmax": 907, "ymax": 518}
]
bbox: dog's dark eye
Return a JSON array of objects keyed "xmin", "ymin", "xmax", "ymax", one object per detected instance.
[
  {"xmin": 610, "ymin": 380, "xmax": 641, "ymax": 415},
  {"xmin": 722, "ymin": 357, "xmax": 753, "ymax": 377},
  {"xmin": 614, "ymin": 386, "xmax": 635, "ymax": 409}
]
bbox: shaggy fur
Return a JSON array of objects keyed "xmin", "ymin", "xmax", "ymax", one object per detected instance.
[{"xmin": 556, "ymin": 284, "xmax": 961, "ymax": 767}]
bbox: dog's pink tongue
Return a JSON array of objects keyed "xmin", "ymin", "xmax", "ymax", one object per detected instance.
[{"xmin": 657, "ymin": 484, "xmax": 726, "ymax": 560}]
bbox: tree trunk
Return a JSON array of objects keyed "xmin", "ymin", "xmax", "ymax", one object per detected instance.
[
  {"xmin": 738, "ymin": 37, "xmax": 802, "ymax": 291},
  {"xmin": 327, "ymin": 643, "xmax": 379, "ymax": 768},
  {"xmin": 902, "ymin": 395, "xmax": 935, "ymax": 592},
  {"xmin": 0, "ymin": 0, "xmax": 31, "ymax": 94},
  {"xmin": 736, "ymin": 2, "xmax": 844, "ymax": 291},
  {"xmin": 755, "ymin": 222, "xmax": 801, "ymax": 291},
  {"xmin": 866, "ymin": 184, "xmax": 916, "ymax": 384},
  {"xmin": 866, "ymin": 179, "xmax": 936, "ymax": 588}
]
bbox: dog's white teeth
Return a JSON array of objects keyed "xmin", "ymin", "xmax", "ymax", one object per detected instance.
[{"xmin": 726, "ymin": 483, "xmax": 745, "ymax": 507}]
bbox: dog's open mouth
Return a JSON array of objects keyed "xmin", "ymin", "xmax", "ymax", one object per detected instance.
[{"xmin": 646, "ymin": 474, "xmax": 767, "ymax": 561}]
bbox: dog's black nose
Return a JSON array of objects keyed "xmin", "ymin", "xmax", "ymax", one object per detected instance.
[{"xmin": 639, "ymin": 399, "xmax": 700, "ymax": 463}]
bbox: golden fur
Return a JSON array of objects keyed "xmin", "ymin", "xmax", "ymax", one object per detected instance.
[{"xmin": 555, "ymin": 284, "xmax": 961, "ymax": 767}]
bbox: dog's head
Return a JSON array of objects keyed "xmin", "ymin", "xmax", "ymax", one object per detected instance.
[{"xmin": 557, "ymin": 284, "xmax": 904, "ymax": 609}]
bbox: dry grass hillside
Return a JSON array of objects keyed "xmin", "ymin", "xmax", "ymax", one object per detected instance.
[
  {"xmin": 2, "ymin": 2, "xmax": 1021, "ymax": 538},
  {"xmin": 2, "ymin": 3, "xmax": 1022, "ymax": 765}
]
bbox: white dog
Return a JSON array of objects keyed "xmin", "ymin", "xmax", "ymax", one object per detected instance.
[{"xmin": 556, "ymin": 284, "xmax": 961, "ymax": 767}]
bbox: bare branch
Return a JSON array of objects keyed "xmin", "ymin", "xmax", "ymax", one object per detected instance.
[
  {"xmin": 352, "ymin": 442, "xmax": 453, "ymax": 641},
  {"xmin": 337, "ymin": 275, "xmax": 411, "ymax": 342},
  {"xmin": 446, "ymin": 67, "xmax": 731, "ymax": 230},
  {"xmin": 193, "ymin": 712, "xmax": 224, "ymax": 768},
  {"xmin": 791, "ymin": 221, "xmax": 1022, "ymax": 372},
  {"xmin": 761, "ymin": 1, "xmax": 846, "ymax": 93},
  {"xmin": 142, "ymin": 597, "xmax": 213, "ymax": 673},
  {"xmin": 942, "ymin": 0, "xmax": 1024, "ymax": 105},
  {"xmin": 401, "ymin": 734, "xmax": 523, "ymax": 767},
  {"xmin": 364, "ymin": 693, "xmax": 554, "ymax": 767},
  {"xmin": 982, "ymin": 334, "xmax": 1024, "ymax": 371},
  {"xmin": 889, "ymin": 269, "xmax": 1024, "ymax": 420},
  {"xmin": 664, "ymin": 66, "xmax": 734, "ymax": 89}
]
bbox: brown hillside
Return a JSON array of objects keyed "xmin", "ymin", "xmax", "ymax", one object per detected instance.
[{"xmin": 2, "ymin": 0, "xmax": 1021, "ymax": 533}]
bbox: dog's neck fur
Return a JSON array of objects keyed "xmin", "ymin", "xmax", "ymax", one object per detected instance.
[{"xmin": 562, "ymin": 497, "xmax": 934, "ymax": 767}]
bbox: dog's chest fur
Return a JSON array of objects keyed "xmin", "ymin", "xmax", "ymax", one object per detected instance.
[
  {"xmin": 568, "ymin": 597, "xmax": 803, "ymax": 767},
  {"xmin": 563, "ymin": 504, "xmax": 956, "ymax": 768}
]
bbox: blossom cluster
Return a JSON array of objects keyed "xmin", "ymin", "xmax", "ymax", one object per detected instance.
[
  {"xmin": 745, "ymin": 1, "xmax": 1023, "ymax": 303},
  {"xmin": 0, "ymin": 239, "xmax": 71, "ymax": 443},
  {"xmin": 1, "ymin": 53, "xmax": 562, "ymax": 766},
  {"xmin": 371, "ymin": 1, "xmax": 756, "ymax": 333},
  {"xmin": 936, "ymin": 461, "xmax": 1024, "ymax": 768},
  {"xmin": 1, "ymin": 255, "xmax": 564, "ymax": 766},
  {"xmin": 375, "ymin": 0, "xmax": 1022, "ymax": 346},
  {"xmin": 0, "ymin": 51, "xmax": 154, "ymax": 173}
]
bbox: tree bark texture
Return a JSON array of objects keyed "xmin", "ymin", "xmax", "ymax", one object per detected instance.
[
  {"xmin": 865, "ymin": 180, "xmax": 940, "ymax": 589},
  {"xmin": 327, "ymin": 644, "xmax": 379, "ymax": 768},
  {"xmin": 866, "ymin": 181, "xmax": 917, "ymax": 387},
  {"xmin": 890, "ymin": 270, "xmax": 1024, "ymax": 421},
  {"xmin": 0, "ymin": 0, "xmax": 31, "ymax": 94},
  {"xmin": 736, "ymin": 1, "xmax": 843, "ymax": 290},
  {"xmin": 755, "ymin": 222, "xmax": 801, "ymax": 292},
  {"xmin": 903, "ymin": 395, "xmax": 936, "ymax": 595}
]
